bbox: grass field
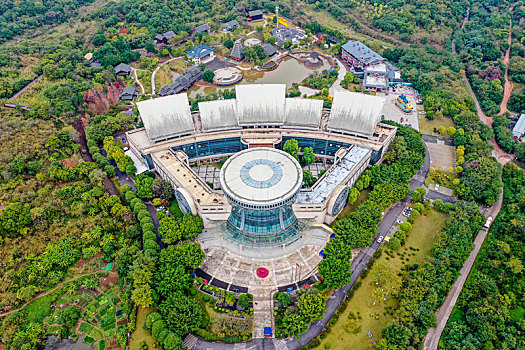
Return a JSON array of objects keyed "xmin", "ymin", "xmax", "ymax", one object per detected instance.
[
  {"xmin": 129, "ymin": 307, "xmax": 159, "ymax": 349},
  {"xmin": 155, "ymin": 65, "xmax": 174, "ymax": 90},
  {"xmin": 168, "ymin": 59, "xmax": 190, "ymax": 73},
  {"xmin": 136, "ymin": 70, "xmax": 152, "ymax": 94},
  {"xmin": 418, "ymin": 111, "xmax": 456, "ymax": 135},
  {"xmin": 24, "ymin": 291, "xmax": 59, "ymax": 324},
  {"xmin": 319, "ymin": 209, "xmax": 449, "ymax": 350}
]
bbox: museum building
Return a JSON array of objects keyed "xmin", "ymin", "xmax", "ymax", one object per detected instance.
[{"xmin": 127, "ymin": 84, "xmax": 396, "ymax": 246}]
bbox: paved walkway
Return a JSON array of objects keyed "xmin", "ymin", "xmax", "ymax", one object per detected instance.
[
  {"xmin": 328, "ymin": 58, "xmax": 346, "ymax": 97},
  {"xmin": 132, "ymin": 68, "xmax": 145, "ymax": 95},
  {"xmin": 422, "ymin": 190, "xmax": 503, "ymax": 350}
]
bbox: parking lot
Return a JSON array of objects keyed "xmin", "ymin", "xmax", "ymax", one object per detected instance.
[{"xmin": 378, "ymin": 86, "xmax": 420, "ymax": 130}]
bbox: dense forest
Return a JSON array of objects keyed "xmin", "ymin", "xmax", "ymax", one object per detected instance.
[{"xmin": 441, "ymin": 164, "xmax": 525, "ymax": 350}]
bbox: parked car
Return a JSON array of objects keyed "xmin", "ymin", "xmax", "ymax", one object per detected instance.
[
  {"xmin": 377, "ymin": 236, "xmax": 384, "ymax": 243},
  {"xmin": 435, "ymin": 184, "xmax": 440, "ymax": 191},
  {"xmin": 396, "ymin": 219, "xmax": 402, "ymax": 225}
]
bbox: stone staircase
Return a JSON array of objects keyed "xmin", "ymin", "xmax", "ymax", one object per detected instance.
[
  {"xmin": 251, "ymin": 288, "xmax": 276, "ymax": 338},
  {"xmin": 181, "ymin": 334, "xmax": 198, "ymax": 349}
]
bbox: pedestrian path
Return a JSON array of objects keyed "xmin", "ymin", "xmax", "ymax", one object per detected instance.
[{"xmin": 251, "ymin": 288, "xmax": 275, "ymax": 338}]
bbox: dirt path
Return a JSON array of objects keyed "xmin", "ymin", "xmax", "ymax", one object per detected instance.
[
  {"xmin": 498, "ymin": 17, "xmax": 516, "ymax": 115},
  {"xmin": 0, "ymin": 272, "xmax": 99, "ymax": 318},
  {"xmin": 498, "ymin": 5, "xmax": 518, "ymax": 116}
]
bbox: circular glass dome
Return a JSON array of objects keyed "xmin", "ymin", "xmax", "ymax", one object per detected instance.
[{"xmin": 220, "ymin": 148, "xmax": 303, "ymax": 207}]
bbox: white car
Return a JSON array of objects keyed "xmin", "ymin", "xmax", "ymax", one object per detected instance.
[
  {"xmin": 396, "ymin": 219, "xmax": 402, "ymax": 225},
  {"xmin": 377, "ymin": 236, "xmax": 384, "ymax": 243},
  {"xmin": 435, "ymin": 184, "xmax": 440, "ymax": 191}
]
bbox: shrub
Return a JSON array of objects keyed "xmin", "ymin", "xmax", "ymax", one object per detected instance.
[
  {"xmin": 104, "ymin": 165, "xmax": 116, "ymax": 177},
  {"xmin": 137, "ymin": 210, "xmax": 151, "ymax": 221},
  {"xmin": 145, "ymin": 312, "xmax": 162, "ymax": 331},
  {"xmin": 125, "ymin": 191, "xmax": 137, "ymax": 202}
]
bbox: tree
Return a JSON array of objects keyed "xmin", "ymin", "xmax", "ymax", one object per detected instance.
[
  {"xmin": 135, "ymin": 174, "xmax": 154, "ymax": 199},
  {"xmin": 400, "ymin": 222, "xmax": 412, "ymax": 232},
  {"xmin": 0, "ymin": 79, "xmax": 13, "ymax": 99},
  {"xmin": 348, "ymin": 187, "xmax": 360, "ymax": 205},
  {"xmin": 146, "ymin": 312, "xmax": 163, "ymax": 331},
  {"xmin": 145, "ymin": 42, "xmax": 156, "ymax": 53},
  {"xmin": 267, "ymin": 37, "xmax": 276, "ymax": 45},
  {"xmin": 303, "ymin": 170, "xmax": 317, "ymax": 187},
  {"xmin": 433, "ymin": 199, "xmax": 444, "ymax": 211},
  {"xmin": 155, "ymin": 263, "xmax": 193, "ymax": 297},
  {"xmin": 301, "ymin": 147, "xmax": 315, "ymax": 165},
  {"xmin": 152, "ymin": 178, "xmax": 175, "ymax": 201},
  {"xmin": 283, "ymin": 139, "xmax": 300, "ymax": 160},
  {"xmin": 202, "ymin": 70, "xmax": 215, "ymax": 83},
  {"xmin": 283, "ymin": 313, "xmax": 308, "ymax": 337},
  {"xmin": 298, "ymin": 293, "xmax": 325, "ymax": 323},
  {"xmin": 60, "ymin": 306, "xmax": 81, "ymax": 327},
  {"xmin": 223, "ymin": 38, "xmax": 234, "ymax": 49},
  {"xmin": 92, "ymin": 34, "xmax": 107, "ymax": 46},
  {"xmin": 411, "ymin": 187, "xmax": 426, "ymax": 202},
  {"xmin": 238, "ymin": 294, "xmax": 252, "ymax": 309},
  {"xmin": 163, "ymin": 333, "xmax": 182, "ymax": 350},
  {"xmin": 115, "ymin": 245, "xmax": 140, "ymax": 278},
  {"xmin": 276, "ymin": 292, "xmax": 292, "ymax": 307},
  {"xmin": 126, "ymin": 164, "xmax": 137, "ymax": 175},
  {"xmin": 43, "ymin": 63, "xmax": 64, "ymax": 81},
  {"xmin": 0, "ymin": 203, "xmax": 31, "ymax": 238},
  {"xmin": 283, "ymin": 39, "xmax": 293, "ymax": 49},
  {"xmin": 159, "ymin": 293, "xmax": 205, "ymax": 336},
  {"xmin": 388, "ymin": 237, "xmax": 401, "ymax": 250},
  {"xmin": 318, "ymin": 237, "xmax": 352, "ymax": 288},
  {"xmin": 160, "ymin": 241, "xmax": 204, "ymax": 270}
]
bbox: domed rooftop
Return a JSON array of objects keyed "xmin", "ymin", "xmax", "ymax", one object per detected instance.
[{"xmin": 220, "ymin": 148, "xmax": 303, "ymax": 206}]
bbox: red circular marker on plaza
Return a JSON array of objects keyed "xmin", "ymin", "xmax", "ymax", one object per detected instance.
[{"xmin": 256, "ymin": 267, "xmax": 269, "ymax": 278}]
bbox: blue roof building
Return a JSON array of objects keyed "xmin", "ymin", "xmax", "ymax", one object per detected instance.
[
  {"xmin": 341, "ymin": 40, "xmax": 383, "ymax": 67},
  {"xmin": 186, "ymin": 44, "xmax": 215, "ymax": 63}
]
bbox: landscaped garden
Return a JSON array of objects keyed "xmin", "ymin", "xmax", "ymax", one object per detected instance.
[{"xmin": 42, "ymin": 278, "xmax": 132, "ymax": 349}]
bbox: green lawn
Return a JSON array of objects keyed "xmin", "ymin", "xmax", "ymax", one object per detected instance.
[
  {"xmin": 129, "ymin": 307, "xmax": 160, "ymax": 349},
  {"xmin": 319, "ymin": 209, "xmax": 448, "ymax": 350},
  {"xmin": 169, "ymin": 198, "xmax": 184, "ymax": 219},
  {"xmin": 24, "ymin": 292, "xmax": 58, "ymax": 324},
  {"xmin": 418, "ymin": 111, "xmax": 456, "ymax": 136}
]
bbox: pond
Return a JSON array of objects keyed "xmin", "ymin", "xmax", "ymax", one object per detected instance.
[{"xmin": 187, "ymin": 56, "xmax": 331, "ymax": 98}]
